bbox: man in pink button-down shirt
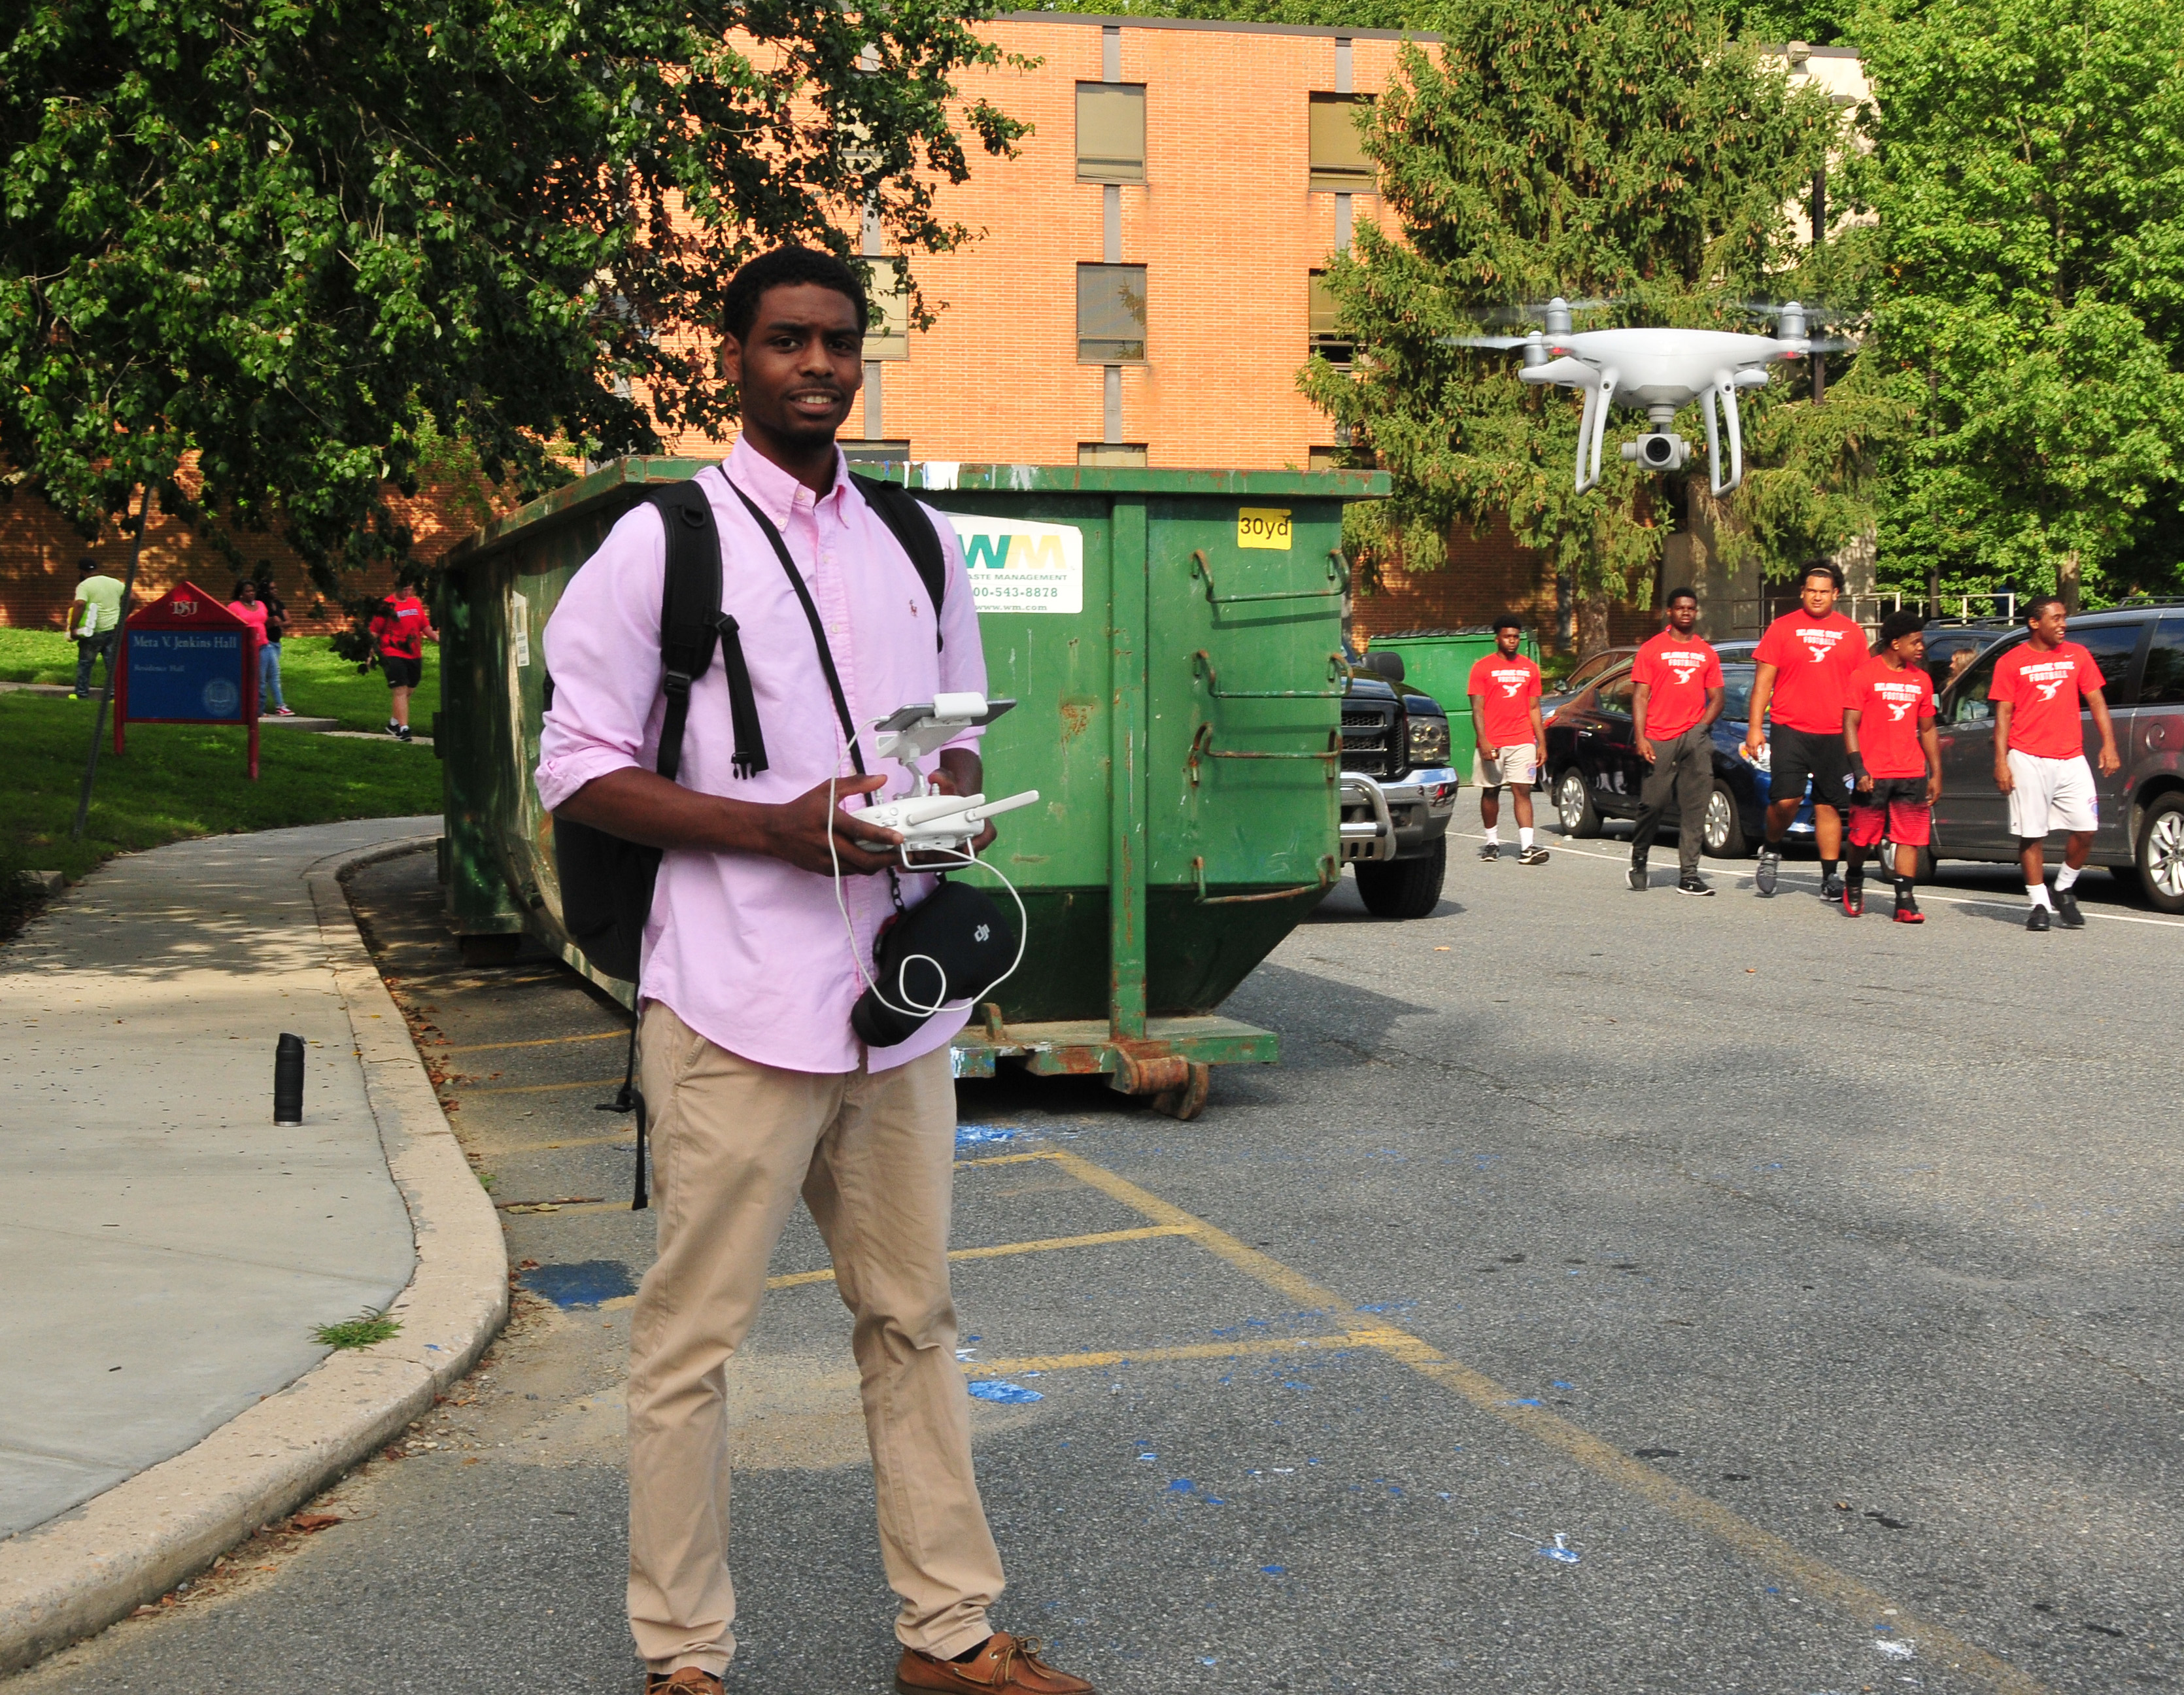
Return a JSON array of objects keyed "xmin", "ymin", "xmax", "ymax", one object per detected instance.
[{"xmin": 539, "ymin": 249, "xmax": 1092, "ymax": 1695}]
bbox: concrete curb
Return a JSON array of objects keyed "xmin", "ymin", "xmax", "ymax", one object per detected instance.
[{"xmin": 0, "ymin": 834, "xmax": 507, "ymax": 1673}]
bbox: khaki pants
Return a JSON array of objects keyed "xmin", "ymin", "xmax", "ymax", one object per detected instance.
[{"xmin": 626, "ymin": 1002, "xmax": 1003, "ymax": 1677}]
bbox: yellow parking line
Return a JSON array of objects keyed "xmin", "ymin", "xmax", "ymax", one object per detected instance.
[
  {"xmin": 970, "ymin": 1331, "xmax": 1391, "ymax": 1377},
  {"xmin": 454, "ymin": 1077, "xmax": 624, "ymax": 1097},
  {"xmin": 434, "ymin": 1029, "xmax": 632, "ymax": 1055},
  {"xmin": 483, "ymin": 1131, "xmax": 638, "ymax": 1156},
  {"xmin": 1043, "ymin": 1148, "xmax": 2048, "ymax": 1695},
  {"xmin": 581, "ymin": 1224, "xmax": 1199, "ymax": 1310}
]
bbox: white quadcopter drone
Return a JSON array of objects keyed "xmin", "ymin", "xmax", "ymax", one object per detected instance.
[{"xmin": 1446, "ymin": 298, "xmax": 1853, "ymax": 496}]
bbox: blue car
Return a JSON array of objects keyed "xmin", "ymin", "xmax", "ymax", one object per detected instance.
[{"xmin": 1541, "ymin": 659, "xmax": 1818, "ymax": 855}]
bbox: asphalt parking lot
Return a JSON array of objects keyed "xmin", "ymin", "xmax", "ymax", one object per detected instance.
[{"xmin": 14, "ymin": 827, "xmax": 2182, "ymax": 1695}]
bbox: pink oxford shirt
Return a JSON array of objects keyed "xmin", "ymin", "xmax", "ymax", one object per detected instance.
[{"xmin": 535, "ymin": 441, "xmax": 987, "ymax": 1075}]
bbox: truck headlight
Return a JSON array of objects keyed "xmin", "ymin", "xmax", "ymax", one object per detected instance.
[{"xmin": 1407, "ymin": 716, "xmax": 1451, "ymax": 766}]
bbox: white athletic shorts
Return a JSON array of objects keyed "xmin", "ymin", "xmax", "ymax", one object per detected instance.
[
  {"xmin": 2007, "ymin": 749, "xmax": 2098, "ymax": 837},
  {"xmin": 1473, "ymin": 742, "xmax": 1538, "ymax": 789}
]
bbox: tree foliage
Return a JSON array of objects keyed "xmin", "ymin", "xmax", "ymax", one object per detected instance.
[
  {"xmin": 1303, "ymin": 0, "xmax": 1836, "ymax": 640},
  {"xmin": 0, "ymin": 0, "xmax": 1026, "ymax": 581},
  {"xmin": 1852, "ymin": 0, "xmax": 2184, "ymax": 606}
]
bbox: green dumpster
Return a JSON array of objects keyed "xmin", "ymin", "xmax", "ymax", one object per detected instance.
[
  {"xmin": 435, "ymin": 458, "xmax": 1388, "ymax": 1115},
  {"xmin": 1363, "ymin": 626, "xmax": 1543, "ymax": 775}
]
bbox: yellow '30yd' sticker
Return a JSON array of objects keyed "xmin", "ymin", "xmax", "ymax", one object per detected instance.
[{"xmin": 1237, "ymin": 508, "xmax": 1293, "ymax": 549}]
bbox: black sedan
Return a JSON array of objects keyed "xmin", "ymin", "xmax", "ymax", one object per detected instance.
[{"xmin": 1541, "ymin": 660, "xmax": 1816, "ymax": 855}]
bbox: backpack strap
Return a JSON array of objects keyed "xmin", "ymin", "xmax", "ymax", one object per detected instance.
[
  {"xmin": 646, "ymin": 477, "xmax": 766, "ymax": 779},
  {"xmin": 851, "ymin": 471, "xmax": 949, "ymax": 651}
]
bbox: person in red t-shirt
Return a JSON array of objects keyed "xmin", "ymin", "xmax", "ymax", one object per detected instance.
[
  {"xmin": 1841, "ymin": 610, "xmax": 1941, "ymax": 923},
  {"xmin": 368, "ymin": 577, "xmax": 438, "ymax": 743},
  {"xmin": 1465, "ymin": 615, "xmax": 1550, "ymax": 865},
  {"xmin": 1989, "ymin": 594, "xmax": 2123, "ymax": 932},
  {"xmin": 1627, "ymin": 587, "xmax": 1726, "ymax": 895},
  {"xmin": 1743, "ymin": 562, "xmax": 1868, "ymax": 900}
]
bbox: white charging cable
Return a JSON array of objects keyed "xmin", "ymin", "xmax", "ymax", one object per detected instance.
[{"xmin": 827, "ymin": 776, "xmax": 1031, "ymax": 1024}]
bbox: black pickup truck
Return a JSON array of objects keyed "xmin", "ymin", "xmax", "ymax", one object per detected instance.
[{"xmin": 1338, "ymin": 651, "xmax": 1461, "ymax": 917}]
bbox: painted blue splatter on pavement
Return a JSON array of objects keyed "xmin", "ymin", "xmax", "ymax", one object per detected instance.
[
  {"xmin": 523, "ymin": 1261, "xmax": 637, "ymax": 1308},
  {"xmin": 967, "ymin": 1380, "xmax": 1043, "ymax": 1403},
  {"xmin": 1551, "ymin": 1380, "xmax": 1575, "ymax": 1390},
  {"xmin": 955, "ymin": 1124, "xmax": 1017, "ymax": 1148},
  {"xmin": 1260, "ymin": 1566, "xmax": 1286, "ymax": 1575}
]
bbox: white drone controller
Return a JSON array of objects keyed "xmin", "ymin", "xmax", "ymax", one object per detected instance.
[
  {"xmin": 859, "ymin": 788, "xmax": 1040, "ymax": 856},
  {"xmin": 859, "ymin": 693, "xmax": 1036, "ymax": 858}
]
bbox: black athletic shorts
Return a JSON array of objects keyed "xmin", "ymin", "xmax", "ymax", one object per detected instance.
[
  {"xmin": 382, "ymin": 653, "xmax": 422, "ymax": 689},
  {"xmin": 1769, "ymin": 725, "xmax": 1852, "ymax": 813}
]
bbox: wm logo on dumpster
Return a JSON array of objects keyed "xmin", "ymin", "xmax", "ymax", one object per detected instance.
[{"xmin": 944, "ymin": 515, "xmax": 1085, "ymax": 616}]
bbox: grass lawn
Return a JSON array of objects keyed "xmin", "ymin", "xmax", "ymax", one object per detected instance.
[
  {"xmin": 3, "ymin": 693, "xmax": 443, "ymax": 899},
  {"xmin": 0, "ymin": 631, "xmax": 439, "ymax": 734}
]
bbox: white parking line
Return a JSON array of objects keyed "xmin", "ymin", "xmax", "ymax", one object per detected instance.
[{"xmin": 1450, "ymin": 831, "xmax": 2184, "ymax": 929}]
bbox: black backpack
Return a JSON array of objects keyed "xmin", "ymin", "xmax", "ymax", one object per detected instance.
[{"xmin": 552, "ymin": 470, "xmax": 947, "ymax": 985}]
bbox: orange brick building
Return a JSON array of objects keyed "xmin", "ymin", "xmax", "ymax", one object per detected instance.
[{"xmin": 0, "ymin": 14, "xmax": 1868, "ymax": 649}]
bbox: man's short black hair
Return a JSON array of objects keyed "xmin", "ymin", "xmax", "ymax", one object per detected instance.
[
  {"xmin": 1879, "ymin": 609, "xmax": 1924, "ymax": 646},
  {"xmin": 77, "ymin": 556, "xmax": 99, "ymax": 576},
  {"xmin": 2022, "ymin": 593, "xmax": 2066, "ymax": 624},
  {"xmin": 1491, "ymin": 613, "xmax": 1524, "ymax": 633},
  {"xmin": 722, "ymin": 247, "xmax": 869, "ymax": 346},
  {"xmin": 1800, "ymin": 562, "xmax": 1845, "ymax": 591},
  {"xmin": 1665, "ymin": 586, "xmax": 1698, "ymax": 606}
]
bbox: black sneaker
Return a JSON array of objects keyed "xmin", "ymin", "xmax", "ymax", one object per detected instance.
[
  {"xmin": 396, "ymin": 724, "xmax": 414, "ymax": 743},
  {"xmin": 2055, "ymin": 889, "xmax": 2085, "ymax": 928},
  {"xmin": 1628, "ymin": 860, "xmax": 1648, "ymax": 891},
  {"xmin": 2026, "ymin": 903, "xmax": 2052, "ymax": 933},
  {"xmin": 386, "ymin": 717, "xmax": 402, "ymax": 737},
  {"xmin": 1755, "ymin": 848, "xmax": 1781, "ymax": 897},
  {"xmin": 1841, "ymin": 880, "xmax": 1864, "ymax": 917},
  {"xmin": 1820, "ymin": 872, "xmax": 1845, "ymax": 903},
  {"xmin": 1517, "ymin": 845, "xmax": 1550, "ymax": 866},
  {"xmin": 1677, "ymin": 873, "xmax": 1715, "ymax": 897},
  {"xmin": 1893, "ymin": 895, "xmax": 1924, "ymax": 924},
  {"xmin": 1478, "ymin": 842, "xmax": 1501, "ymax": 862}
]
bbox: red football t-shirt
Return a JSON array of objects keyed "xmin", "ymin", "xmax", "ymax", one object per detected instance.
[
  {"xmin": 371, "ymin": 594, "xmax": 435, "ymax": 660},
  {"xmin": 1753, "ymin": 609, "xmax": 1869, "ymax": 733},
  {"xmin": 1467, "ymin": 651, "xmax": 1543, "ymax": 749},
  {"xmin": 1630, "ymin": 630, "xmax": 1723, "ymax": 739},
  {"xmin": 1990, "ymin": 639, "xmax": 2103, "ymax": 759},
  {"xmin": 1847, "ymin": 657, "xmax": 1934, "ymax": 779}
]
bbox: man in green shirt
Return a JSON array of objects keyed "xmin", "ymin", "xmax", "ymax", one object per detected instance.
[{"xmin": 68, "ymin": 557, "xmax": 126, "ymax": 699}]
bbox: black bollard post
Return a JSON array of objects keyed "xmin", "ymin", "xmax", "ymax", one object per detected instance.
[{"xmin": 274, "ymin": 1033, "xmax": 305, "ymax": 1124}]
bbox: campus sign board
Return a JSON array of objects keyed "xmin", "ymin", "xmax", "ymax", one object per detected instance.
[{"xmin": 114, "ymin": 580, "xmax": 259, "ymax": 779}]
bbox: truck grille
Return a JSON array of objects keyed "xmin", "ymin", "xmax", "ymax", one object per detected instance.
[{"xmin": 1342, "ymin": 704, "xmax": 1400, "ymax": 778}]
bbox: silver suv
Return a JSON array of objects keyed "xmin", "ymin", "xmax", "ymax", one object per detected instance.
[{"xmin": 1929, "ymin": 604, "xmax": 2184, "ymax": 912}]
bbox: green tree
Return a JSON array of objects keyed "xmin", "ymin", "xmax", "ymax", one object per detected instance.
[
  {"xmin": 1853, "ymin": 0, "xmax": 2184, "ymax": 609},
  {"xmin": 1303, "ymin": 0, "xmax": 1836, "ymax": 650},
  {"xmin": 0, "ymin": 0, "xmax": 1026, "ymax": 581}
]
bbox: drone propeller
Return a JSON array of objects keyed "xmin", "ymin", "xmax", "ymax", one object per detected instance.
[
  {"xmin": 1458, "ymin": 297, "xmax": 1618, "ymax": 328},
  {"xmin": 1439, "ymin": 334, "xmax": 1537, "ymax": 349},
  {"xmin": 1796, "ymin": 335, "xmax": 1860, "ymax": 353}
]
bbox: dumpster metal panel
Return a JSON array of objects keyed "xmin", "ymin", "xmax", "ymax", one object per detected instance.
[{"xmin": 437, "ymin": 458, "xmax": 1387, "ymax": 1103}]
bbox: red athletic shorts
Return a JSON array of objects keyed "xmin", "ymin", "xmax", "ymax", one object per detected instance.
[{"xmin": 1849, "ymin": 776, "xmax": 1930, "ymax": 848}]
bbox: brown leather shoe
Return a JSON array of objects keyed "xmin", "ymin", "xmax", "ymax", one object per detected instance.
[
  {"xmin": 896, "ymin": 1632, "xmax": 1095, "ymax": 1694},
  {"xmin": 645, "ymin": 1669, "xmax": 723, "ymax": 1694}
]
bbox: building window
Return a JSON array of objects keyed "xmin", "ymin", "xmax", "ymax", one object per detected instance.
[
  {"xmin": 1077, "ymin": 84, "xmax": 1146, "ymax": 182},
  {"xmin": 1078, "ymin": 264, "xmax": 1148, "ymax": 362},
  {"xmin": 1308, "ymin": 93, "xmax": 1375, "ymax": 192},
  {"xmin": 1309, "ymin": 272, "xmax": 1353, "ymax": 367},
  {"xmin": 1079, "ymin": 443, "xmax": 1148, "ymax": 467},
  {"xmin": 842, "ymin": 439, "xmax": 912, "ymax": 465},
  {"xmin": 863, "ymin": 258, "xmax": 909, "ymax": 361},
  {"xmin": 1308, "ymin": 445, "xmax": 1373, "ymax": 471}
]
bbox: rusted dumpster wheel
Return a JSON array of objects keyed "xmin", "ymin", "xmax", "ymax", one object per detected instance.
[{"xmin": 1150, "ymin": 1063, "xmax": 1212, "ymax": 1121}]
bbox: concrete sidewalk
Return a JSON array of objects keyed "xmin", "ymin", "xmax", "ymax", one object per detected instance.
[{"xmin": 0, "ymin": 819, "xmax": 507, "ymax": 1669}]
